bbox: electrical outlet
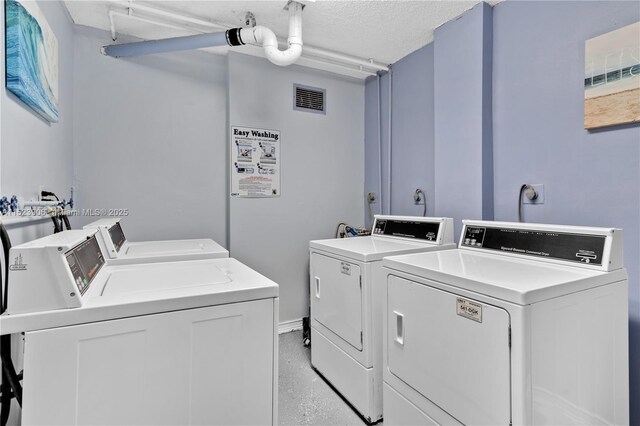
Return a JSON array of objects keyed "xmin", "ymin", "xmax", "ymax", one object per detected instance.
[
  {"xmin": 367, "ymin": 192, "xmax": 377, "ymax": 203},
  {"xmin": 523, "ymin": 184, "xmax": 544, "ymax": 204}
]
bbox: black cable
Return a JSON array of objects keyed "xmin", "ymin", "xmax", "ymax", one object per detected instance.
[
  {"xmin": 42, "ymin": 191, "xmax": 69, "ymax": 232},
  {"xmin": 0, "ymin": 226, "xmax": 11, "ymax": 313},
  {"xmin": 414, "ymin": 189, "xmax": 427, "ymax": 217},
  {"xmin": 40, "ymin": 191, "xmax": 59, "ymax": 201},
  {"xmin": 518, "ymin": 184, "xmax": 537, "ymax": 223},
  {"xmin": 51, "ymin": 215, "xmax": 62, "ymax": 234},
  {"xmin": 0, "ymin": 224, "xmax": 22, "ymax": 424},
  {"xmin": 0, "ymin": 366, "xmax": 9, "ymax": 426},
  {"xmin": 0, "ymin": 340, "xmax": 21, "ymax": 406},
  {"xmin": 335, "ymin": 222, "xmax": 347, "ymax": 239},
  {"xmin": 61, "ymin": 214, "xmax": 72, "ymax": 231},
  {"xmin": 0, "ymin": 231, "xmax": 8, "ymax": 426}
]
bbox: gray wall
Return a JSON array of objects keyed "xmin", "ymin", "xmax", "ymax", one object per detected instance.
[
  {"xmin": 364, "ymin": 71, "xmax": 382, "ymax": 227},
  {"xmin": 1, "ymin": 0, "xmax": 75, "ymax": 244},
  {"xmin": 0, "ymin": 3, "xmax": 75, "ymax": 423},
  {"xmin": 391, "ymin": 44, "xmax": 436, "ymax": 218},
  {"xmin": 364, "ymin": 1, "xmax": 640, "ymax": 423},
  {"xmin": 228, "ymin": 52, "xmax": 364, "ymax": 324},
  {"xmin": 492, "ymin": 2, "xmax": 640, "ymax": 422},
  {"xmin": 73, "ymin": 26, "xmax": 228, "ymax": 244},
  {"xmin": 364, "ymin": 44, "xmax": 435, "ymax": 227},
  {"xmin": 434, "ymin": 2, "xmax": 494, "ymax": 237}
]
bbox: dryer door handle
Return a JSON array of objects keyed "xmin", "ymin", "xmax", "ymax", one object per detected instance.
[
  {"xmin": 314, "ymin": 276, "xmax": 321, "ymax": 298},
  {"xmin": 394, "ymin": 311, "xmax": 404, "ymax": 346}
]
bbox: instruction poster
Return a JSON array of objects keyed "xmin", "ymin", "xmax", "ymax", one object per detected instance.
[{"xmin": 231, "ymin": 126, "xmax": 281, "ymax": 197}]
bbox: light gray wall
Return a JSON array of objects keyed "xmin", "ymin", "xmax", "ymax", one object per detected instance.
[
  {"xmin": 1, "ymin": 3, "xmax": 75, "ymax": 423},
  {"xmin": 364, "ymin": 44, "xmax": 436, "ymax": 228},
  {"xmin": 434, "ymin": 2, "xmax": 494, "ymax": 238},
  {"xmin": 363, "ymin": 74, "xmax": 381, "ymax": 228},
  {"xmin": 492, "ymin": 2, "xmax": 640, "ymax": 422},
  {"xmin": 390, "ymin": 44, "xmax": 436, "ymax": 218},
  {"xmin": 1, "ymin": 0, "xmax": 75, "ymax": 244},
  {"xmin": 72, "ymin": 26, "xmax": 228, "ymax": 244},
  {"xmin": 364, "ymin": 1, "xmax": 640, "ymax": 422},
  {"xmin": 228, "ymin": 52, "xmax": 364, "ymax": 323}
]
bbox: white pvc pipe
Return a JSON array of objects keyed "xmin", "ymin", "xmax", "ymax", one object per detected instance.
[
  {"xmin": 2, "ymin": 209, "xmax": 72, "ymax": 227},
  {"xmin": 1, "ymin": 216, "xmax": 52, "ymax": 227},
  {"xmin": 377, "ymin": 73, "xmax": 383, "ymax": 216},
  {"xmin": 293, "ymin": 54, "xmax": 377, "ymax": 77},
  {"xmin": 105, "ymin": 0, "xmax": 227, "ymax": 31},
  {"xmin": 109, "ymin": 10, "xmax": 190, "ymax": 41},
  {"xmin": 387, "ymin": 67, "xmax": 393, "ymax": 215},
  {"xmin": 21, "ymin": 201, "xmax": 59, "ymax": 208},
  {"xmin": 239, "ymin": 2, "xmax": 303, "ymax": 67},
  {"xmin": 105, "ymin": 1, "xmax": 388, "ymax": 73},
  {"xmin": 304, "ymin": 46, "xmax": 388, "ymax": 72}
]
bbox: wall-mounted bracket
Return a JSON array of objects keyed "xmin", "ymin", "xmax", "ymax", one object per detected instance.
[{"xmin": 244, "ymin": 12, "xmax": 256, "ymax": 27}]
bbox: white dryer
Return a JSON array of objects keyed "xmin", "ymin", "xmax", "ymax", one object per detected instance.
[
  {"xmin": 382, "ymin": 220, "xmax": 629, "ymax": 425},
  {"xmin": 1, "ymin": 229, "xmax": 278, "ymax": 425},
  {"xmin": 309, "ymin": 215, "xmax": 455, "ymax": 423},
  {"xmin": 83, "ymin": 218, "xmax": 228, "ymax": 264}
]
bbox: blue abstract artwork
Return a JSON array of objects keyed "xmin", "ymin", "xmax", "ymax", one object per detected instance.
[{"xmin": 5, "ymin": 0, "xmax": 59, "ymax": 122}]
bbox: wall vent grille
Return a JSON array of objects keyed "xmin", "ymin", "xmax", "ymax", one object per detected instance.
[{"xmin": 294, "ymin": 84, "xmax": 326, "ymax": 114}]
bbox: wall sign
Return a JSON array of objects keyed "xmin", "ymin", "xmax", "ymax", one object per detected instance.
[{"xmin": 231, "ymin": 126, "xmax": 281, "ymax": 197}]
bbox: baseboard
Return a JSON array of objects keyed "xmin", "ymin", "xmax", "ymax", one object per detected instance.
[{"xmin": 278, "ymin": 318, "xmax": 303, "ymax": 334}]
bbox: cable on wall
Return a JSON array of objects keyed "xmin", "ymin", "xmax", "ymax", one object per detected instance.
[
  {"xmin": 414, "ymin": 188, "xmax": 427, "ymax": 217},
  {"xmin": 518, "ymin": 184, "xmax": 538, "ymax": 222}
]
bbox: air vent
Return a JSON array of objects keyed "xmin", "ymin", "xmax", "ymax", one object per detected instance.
[{"xmin": 294, "ymin": 84, "xmax": 326, "ymax": 114}]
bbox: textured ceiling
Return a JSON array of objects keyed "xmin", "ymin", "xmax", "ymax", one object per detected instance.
[{"xmin": 65, "ymin": 0, "xmax": 502, "ymax": 69}]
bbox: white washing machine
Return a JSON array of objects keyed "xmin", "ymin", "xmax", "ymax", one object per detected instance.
[
  {"xmin": 83, "ymin": 218, "xmax": 228, "ymax": 264},
  {"xmin": 382, "ymin": 220, "xmax": 629, "ymax": 425},
  {"xmin": 309, "ymin": 215, "xmax": 456, "ymax": 423},
  {"xmin": 1, "ymin": 229, "xmax": 278, "ymax": 425}
]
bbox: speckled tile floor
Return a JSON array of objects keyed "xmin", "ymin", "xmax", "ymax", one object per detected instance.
[{"xmin": 279, "ymin": 330, "xmax": 378, "ymax": 426}]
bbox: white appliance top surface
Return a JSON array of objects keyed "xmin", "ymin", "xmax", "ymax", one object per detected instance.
[
  {"xmin": 310, "ymin": 236, "xmax": 454, "ymax": 262},
  {"xmin": 383, "ymin": 249, "xmax": 627, "ymax": 305},
  {"xmin": 124, "ymin": 239, "xmax": 228, "ymax": 257},
  {"xmin": 16, "ymin": 229, "xmax": 97, "ymax": 247},
  {"xmin": 84, "ymin": 218, "xmax": 118, "ymax": 227},
  {"xmin": 99, "ymin": 260, "xmax": 232, "ymax": 297},
  {"xmin": 1, "ymin": 258, "xmax": 277, "ymax": 334}
]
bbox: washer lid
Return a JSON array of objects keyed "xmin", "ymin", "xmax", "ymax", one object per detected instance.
[
  {"xmin": 100, "ymin": 260, "xmax": 232, "ymax": 297},
  {"xmin": 310, "ymin": 236, "xmax": 455, "ymax": 262},
  {"xmin": 124, "ymin": 239, "xmax": 228, "ymax": 257},
  {"xmin": 0, "ymin": 258, "xmax": 278, "ymax": 334},
  {"xmin": 383, "ymin": 249, "xmax": 627, "ymax": 305}
]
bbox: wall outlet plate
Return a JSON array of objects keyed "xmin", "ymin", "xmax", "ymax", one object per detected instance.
[{"xmin": 524, "ymin": 184, "xmax": 544, "ymax": 204}]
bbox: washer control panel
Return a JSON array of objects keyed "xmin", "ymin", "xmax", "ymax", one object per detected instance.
[
  {"xmin": 65, "ymin": 236, "xmax": 106, "ymax": 294},
  {"xmin": 461, "ymin": 224, "xmax": 606, "ymax": 266},
  {"xmin": 373, "ymin": 218, "xmax": 441, "ymax": 241},
  {"xmin": 108, "ymin": 222, "xmax": 127, "ymax": 252}
]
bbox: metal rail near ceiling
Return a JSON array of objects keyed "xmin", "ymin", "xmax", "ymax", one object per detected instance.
[{"xmin": 105, "ymin": 0, "xmax": 389, "ymax": 77}]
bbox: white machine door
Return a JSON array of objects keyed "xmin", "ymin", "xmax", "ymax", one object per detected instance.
[
  {"xmin": 22, "ymin": 299, "xmax": 275, "ymax": 426},
  {"xmin": 387, "ymin": 276, "xmax": 511, "ymax": 425},
  {"xmin": 311, "ymin": 252, "xmax": 363, "ymax": 351}
]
